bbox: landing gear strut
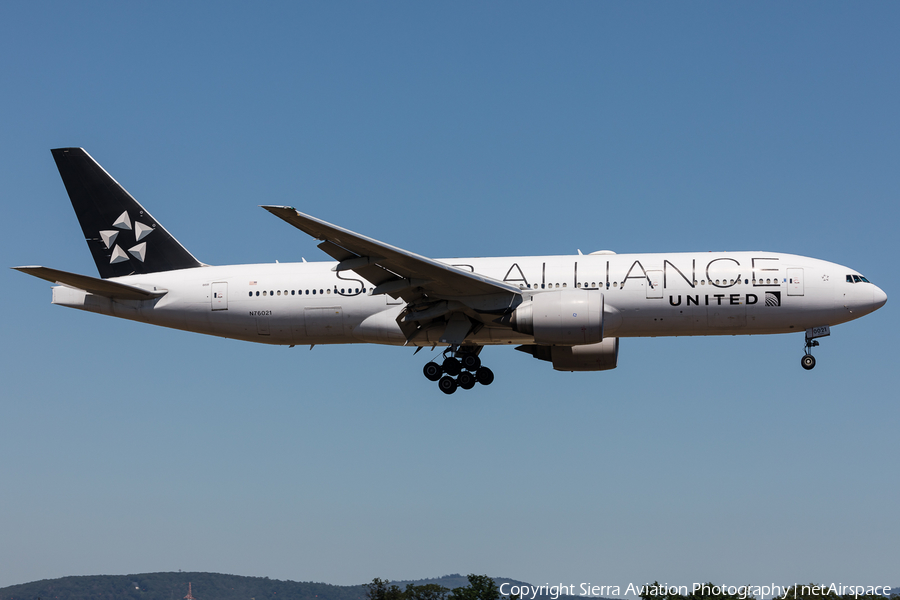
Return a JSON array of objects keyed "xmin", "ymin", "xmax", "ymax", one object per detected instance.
[
  {"xmin": 801, "ymin": 327, "xmax": 825, "ymax": 371},
  {"xmin": 801, "ymin": 338, "xmax": 818, "ymax": 370},
  {"xmin": 423, "ymin": 346, "xmax": 494, "ymax": 394}
]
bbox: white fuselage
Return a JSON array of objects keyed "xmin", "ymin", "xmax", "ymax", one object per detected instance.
[{"xmin": 50, "ymin": 251, "xmax": 885, "ymax": 347}]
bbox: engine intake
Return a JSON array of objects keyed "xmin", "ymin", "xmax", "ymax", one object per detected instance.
[{"xmin": 511, "ymin": 290, "xmax": 604, "ymax": 345}]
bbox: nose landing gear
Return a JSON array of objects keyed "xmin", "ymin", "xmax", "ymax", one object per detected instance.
[
  {"xmin": 801, "ymin": 325, "xmax": 830, "ymax": 370},
  {"xmin": 423, "ymin": 346, "xmax": 494, "ymax": 394},
  {"xmin": 801, "ymin": 348, "xmax": 817, "ymax": 370}
]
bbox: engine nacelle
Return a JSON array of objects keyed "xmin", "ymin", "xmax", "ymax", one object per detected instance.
[
  {"xmin": 511, "ymin": 290, "xmax": 603, "ymax": 345},
  {"xmin": 517, "ymin": 338, "xmax": 620, "ymax": 372}
]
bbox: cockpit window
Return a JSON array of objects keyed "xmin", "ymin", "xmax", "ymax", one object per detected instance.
[
  {"xmin": 852, "ymin": 275, "xmax": 862, "ymax": 283},
  {"xmin": 848, "ymin": 274, "xmax": 873, "ymax": 284},
  {"xmin": 860, "ymin": 276, "xmax": 870, "ymax": 283}
]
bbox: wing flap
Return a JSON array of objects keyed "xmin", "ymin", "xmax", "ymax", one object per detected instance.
[
  {"xmin": 316, "ymin": 240, "xmax": 357, "ymax": 262},
  {"xmin": 13, "ymin": 266, "xmax": 165, "ymax": 300}
]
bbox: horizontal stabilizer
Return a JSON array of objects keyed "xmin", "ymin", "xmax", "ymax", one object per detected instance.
[{"xmin": 12, "ymin": 266, "xmax": 166, "ymax": 300}]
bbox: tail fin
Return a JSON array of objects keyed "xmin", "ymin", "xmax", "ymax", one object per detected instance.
[{"xmin": 51, "ymin": 148, "xmax": 203, "ymax": 279}]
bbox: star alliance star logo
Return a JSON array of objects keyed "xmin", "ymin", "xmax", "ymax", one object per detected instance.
[{"xmin": 99, "ymin": 210, "xmax": 154, "ymax": 264}]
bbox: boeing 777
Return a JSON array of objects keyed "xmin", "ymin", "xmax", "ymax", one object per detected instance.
[{"xmin": 14, "ymin": 148, "xmax": 888, "ymax": 393}]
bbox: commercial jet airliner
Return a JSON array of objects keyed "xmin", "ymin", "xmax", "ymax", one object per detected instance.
[{"xmin": 14, "ymin": 148, "xmax": 887, "ymax": 393}]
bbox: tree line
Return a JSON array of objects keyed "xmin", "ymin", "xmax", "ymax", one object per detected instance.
[{"xmin": 366, "ymin": 574, "xmax": 521, "ymax": 600}]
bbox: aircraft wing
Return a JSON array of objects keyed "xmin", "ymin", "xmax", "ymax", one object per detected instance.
[
  {"xmin": 13, "ymin": 266, "xmax": 166, "ymax": 300},
  {"xmin": 261, "ymin": 206, "xmax": 522, "ymax": 306}
]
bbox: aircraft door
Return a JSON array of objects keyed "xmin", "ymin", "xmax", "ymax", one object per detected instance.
[
  {"xmin": 787, "ymin": 268, "xmax": 804, "ymax": 296},
  {"xmin": 646, "ymin": 270, "xmax": 663, "ymax": 299},
  {"xmin": 211, "ymin": 282, "xmax": 228, "ymax": 310}
]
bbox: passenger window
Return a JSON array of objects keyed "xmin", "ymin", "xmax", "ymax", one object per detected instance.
[
  {"xmin": 312, "ymin": 290, "xmax": 316, "ymax": 295},
  {"xmin": 263, "ymin": 291, "xmax": 267, "ymax": 296},
  {"xmin": 326, "ymin": 289, "xmax": 330, "ymax": 294},
  {"xmin": 277, "ymin": 290, "xmax": 281, "ymax": 296},
  {"xmin": 613, "ymin": 282, "xmax": 618, "ymax": 288},
  {"xmin": 248, "ymin": 292, "xmax": 252, "ymax": 297}
]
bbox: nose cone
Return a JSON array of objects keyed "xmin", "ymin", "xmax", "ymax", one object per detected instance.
[{"xmin": 873, "ymin": 285, "xmax": 888, "ymax": 310}]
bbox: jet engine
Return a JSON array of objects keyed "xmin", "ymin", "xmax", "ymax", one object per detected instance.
[
  {"xmin": 511, "ymin": 290, "xmax": 604, "ymax": 345},
  {"xmin": 516, "ymin": 338, "xmax": 620, "ymax": 372}
]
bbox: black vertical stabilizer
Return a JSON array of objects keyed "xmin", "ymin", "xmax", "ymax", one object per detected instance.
[{"xmin": 51, "ymin": 148, "xmax": 203, "ymax": 279}]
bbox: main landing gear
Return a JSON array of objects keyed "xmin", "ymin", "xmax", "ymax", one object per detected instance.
[{"xmin": 423, "ymin": 347, "xmax": 494, "ymax": 394}]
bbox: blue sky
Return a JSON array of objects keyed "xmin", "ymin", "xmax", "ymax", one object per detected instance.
[{"xmin": 1, "ymin": 1, "xmax": 898, "ymax": 592}]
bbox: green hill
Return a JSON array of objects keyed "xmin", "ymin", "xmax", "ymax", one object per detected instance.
[
  {"xmin": 0, "ymin": 572, "xmax": 367, "ymax": 600},
  {"xmin": 0, "ymin": 573, "xmax": 586, "ymax": 600}
]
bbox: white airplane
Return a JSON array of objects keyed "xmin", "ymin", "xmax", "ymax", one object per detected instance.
[{"xmin": 14, "ymin": 148, "xmax": 887, "ymax": 393}]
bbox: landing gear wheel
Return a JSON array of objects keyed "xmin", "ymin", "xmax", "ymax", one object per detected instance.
[
  {"xmin": 801, "ymin": 354, "xmax": 816, "ymax": 370},
  {"xmin": 423, "ymin": 362, "xmax": 443, "ymax": 381},
  {"xmin": 442, "ymin": 357, "xmax": 462, "ymax": 376},
  {"xmin": 461, "ymin": 353, "xmax": 481, "ymax": 371},
  {"xmin": 438, "ymin": 375, "xmax": 458, "ymax": 395},
  {"xmin": 475, "ymin": 367, "xmax": 494, "ymax": 386},
  {"xmin": 458, "ymin": 371, "xmax": 476, "ymax": 390}
]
